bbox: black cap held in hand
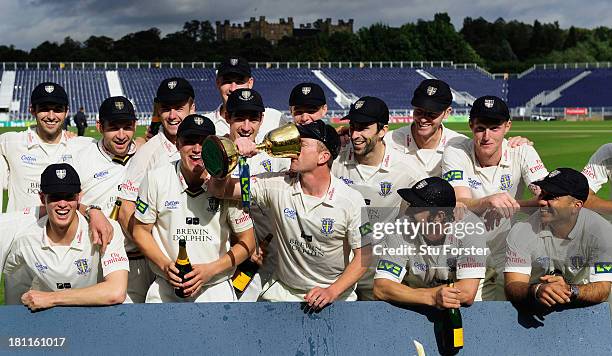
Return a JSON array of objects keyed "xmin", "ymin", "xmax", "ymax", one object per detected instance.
[
  {"xmin": 397, "ymin": 177, "xmax": 456, "ymax": 208},
  {"xmin": 289, "ymin": 83, "xmax": 326, "ymax": 107},
  {"xmin": 470, "ymin": 95, "xmax": 510, "ymax": 122},
  {"xmin": 177, "ymin": 114, "xmax": 215, "ymax": 138},
  {"xmin": 297, "ymin": 120, "xmax": 341, "ymax": 160},
  {"xmin": 342, "ymin": 96, "xmax": 389, "ymax": 124},
  {"xmin": 217, "ymin": 57, "xmax": 252, "ymax": 78},
  {"xmin": 99, "ymin": 96, "xmax": 136, "ymax": 121},
  {"xmin": 226, "ymin": 88, "xmax": 265, "ymax": 113},
  {"xmin": 31, "ymin": 82, "xmax": 69, "ymax": 106},
  {"xmin": 533, "ymin": 168, "xmax": 589, "ymax": 202},
  {"xmin": 155, "ymin": 77, "xmax": 194, "ymax": 104},
  {"xmin": 411, "ymin": 79, "xmax": 452, "ymax": 112},
  {"xmin": 40, "ymin": 163, "xmax": 81, "ymax": 194}
]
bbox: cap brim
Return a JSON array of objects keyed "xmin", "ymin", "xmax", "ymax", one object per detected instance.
[
  {"xmin": 397, "ymin": 188, "xmax": 431, "ymax": 207},
  {"xmin": 532, "ymin": 180, "xmax": 568, "ymax": 198},
  {"xmin": 342, "ymin": 112, "xmax": 384, "ymax": 123},
  {"xmin": 100, "ymin": 114, "xmax": 137, "ymax": 121},
  {"xmin": 32, "ymin": 97, "xmax": 68, "ymax": 106},
  {"xmin": 290, "ymin": 99, "xmax": 326, "ymax": 107},
  {"xmin": 217, "ymin": 68, "xmax": 251, "ymax": 78},
  {"xmin": 41, "ymin": 185, "xmax": 81, "ymax": 195},
  {"xmin": 154, "ymin": 93, "xmax": 192, "ymax": 104},
  {"xmin": 411, "ymin": 97, "xmax": 450, "ymax": 113},
  {"xmin": 227, "ymin": 104, "xmax": 265, "ymax": 113},
  {"xmin": 177, "ymin": 129, "xmax": 214, "ymax": 138}
]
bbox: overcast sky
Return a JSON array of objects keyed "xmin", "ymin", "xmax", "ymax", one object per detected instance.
[{"xmin": 1, "ymin": 0, "xmax": 610, "ymax": 50}]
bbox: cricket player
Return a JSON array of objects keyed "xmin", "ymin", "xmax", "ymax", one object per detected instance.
[
  {"xmin": 210, "ymin": 120, "xmax": 372, "ymax": 309},
  {"xmin": 581, "ymin": 143, "xmax": 612, "ymax": 214},
  {"xmin": 3, "ymin": 163, "xmax": 129, "ymax": 310},
  {"xmin": 72, "ymin": 96, "xmax": 155, "ymax": 303},
  {"xmin": 442, "ymin": 95, "xmax": 549, "ymax": 300},
  {"xmin": 505, "ymin": 168, "xmax": 612, "ymax": 307},
  {"xmin": 0, "ymin": 82, "xmax": 94, "ymax": 211},
  {"xmin": 118, "ymin": 77, "xmax": 195, "ymax": 239},
  {"xmin": 223, "ymin": 88, "xmax": 290, "ymax": 301},
  {"xmin": 373, "ymin": 177, "xmax": 486, "ymax": 307},
  {"xmin": 132, "ymin": 115, "xmax": 256, "ymax": 302},
  {"xmin": 205, "ymin": 57, "xmax": 290, "ymax": 140},
  {"xmin": 332, "ymin": 96, "xmax": 425, "ymax": 300}
]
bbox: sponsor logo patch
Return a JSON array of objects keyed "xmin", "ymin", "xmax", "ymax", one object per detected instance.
[
  {"xmin": 339, "ymin": 176, "xmax": 354, "ymax": 185},
  {"xmin": 260, "ymin": 159, "xmax": 272, "ymax": 172},
  {"xmin": 595, "ymin": 262, "xmax": 612, "ymax": 274},
  {"xmin": 377, "ymin": 259, "xmax": 403, "ymax": 277},
  {"xmin": 379, "ymin": 181, "xmax": 393, "ymax": 197},
  {"xmin": 283, "ymin": 208, "xmax": 297, "ymax": 220},
  {"xmin": 74, "ymin": 259, "xmax": 91, "ymax": 276},
  {"xmin": 468, "ymin": 178, "xmax": 482, "ymax": 190},
  {"xmin": 35, "ymin": 261, "xmax": 48, "ymax": 274},
  {"xmin": 164, "ymin": 200, "xmax": 180, "ymax": 210},
  {"xmin": 94, "ymin": 170, "xmax": 110, "ymax": 179},
  {"xmin": 443, "ymin": 170, "xmax": 463, "ymax": 182},
  {"xmin": 20, "ymin": 154, "xmax": 37, "ymax": 165},
  {"xmin": 320, "ymin": 218, "xmax": 335, "ymax": 236},
  {"xmin": 359, "ymin": 222, "xmax": 373, "ymax": 237},
  {"xmin": 135, "ymin": 196, "xmax": 149, "ymax": 214}
]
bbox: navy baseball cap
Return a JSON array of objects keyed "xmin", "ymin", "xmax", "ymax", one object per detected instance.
[
  {"xmin": 217, "ymin": 57, "xmax": 252, "ymax": 78},
  {"xmin": 31, "ymin": 82, "xmax": 69, "ymax": 106},
  {"xmin": 411, "ymin": 79, "xmax": 452, "ymax": 112},
  {"xmin": 470, "ymin": 95, "xmax": 510, "ymax": 122},
  {"xmin": 533, "ymin": 168, "xmax": 589, "ymax": 202},
  {"xmin": 40, "ymin": 163, "xmax": 81, "ymax": 194},
  {"xmin": 398, "ymin": 177, "xmax": 456, "ymax": 208},
  {"xmin": 226, "ymin": 89, "xmax": 265, "ymax": 113},
  {"xmin": 289, "ymin": 83, "xmax": 326, "ymax": 107},
  {"xmin": 99, "ymin": 96, "xmax": 136, "ymax": 122},
  {"xmin": 297, "ymin": 120, "xmax": 341, "ymax": 160},
  {"xmin": 155, "ymin": 77, "xmax": 194, "ymax": 104},
  {"xmin": 177, "ymin": 114, "xmax": 215, "ymax": 138},
  {"xmin": 342, "ymin": 96, "xmax": 389, "ymax": 124}
]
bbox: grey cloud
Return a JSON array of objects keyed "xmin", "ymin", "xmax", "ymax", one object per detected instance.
[{"xmin": 0, "ymin": 0, "xmax": 609, "ymax": 50}]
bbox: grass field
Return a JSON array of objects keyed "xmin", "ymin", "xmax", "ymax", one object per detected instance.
[{"xmin": 1, "ymin": 120, "xmax": 612, "ymax": 304}]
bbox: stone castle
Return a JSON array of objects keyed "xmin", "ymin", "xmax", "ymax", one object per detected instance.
[{"xmin": 215, "ymin": 17, "xmax": 354, "ymax": 44}]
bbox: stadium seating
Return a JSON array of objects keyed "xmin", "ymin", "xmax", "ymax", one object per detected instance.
[
  {"xmin": 547, "ymin": 68, "xmax": 612, "ymax": 107},
  {"xmin": 321, "ymin": 68, "xmax": 423, "ymax": 109},
  {"xmin": 427, "ymin": 67, "xmax": 505, "ymax": 100},
  {"xmin": 507, "ymin": 69, "xmax": 584, "ymax": 107},
  {"xmin": 5, "ymin": 65, "xmax": 612, "ymax": 116},
  {"xmin": 12, "ymin": 69, "xmax": 110, "ymax": 113}
]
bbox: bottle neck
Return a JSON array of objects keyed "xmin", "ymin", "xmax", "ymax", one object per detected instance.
[{"xmin": 176, "ymin": 245, "xmax": 190, "ymax": 265}]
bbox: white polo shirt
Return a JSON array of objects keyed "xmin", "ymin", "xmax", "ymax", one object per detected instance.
[
  {"xmin": 0, "ymin": 128, "xmax": 94, "ymax": 211},
  {"xmin": 3, "ymin": 213, "xmax": 129, "ymax": 292},
  {"xmin": 332, "ymin": 143, "xmax": 426, "ymax": 225},
  {"xmin": 582, "ymin": 143, "xmax": 612, "ymax": 197},
  {"xmin": 504, "ymin": 209, "xmax": 612, "ymax": 284},
  {"xmin": 134, "ymin": 161, "xmax": 253, "ymax": 285},
  {"xmin": 204, "ymin": 104, "xmax": 291, "ymax": 142},
  {"xmin": 249, "ymin": 172, "xmax": 372, "ymax": 291},
  {"xmin": 442, "ymin": 139, "xmax": 548, "ymax": 200},
  {"xmin": 374, "ymin": 212, "xmax": 487, "ymax": 288},
  {"xmin": 74, "ymin": 140, "xmax": 137, "ymax": 214},
  {"xmin": 0, "ymin": 207, "xmax": 40, "ymax": 272},
  {"xmin": 118, "ymin": 130, "xmax": 178, "ymax": 202},
  {"xmin": 385, "ymin": 123, "xmax": 467, "ymax": 177}
]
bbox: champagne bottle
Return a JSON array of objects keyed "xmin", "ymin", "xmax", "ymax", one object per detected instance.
[
  {"xmin": 174, "ymin": 239, "xmax": 193, "ymax": 298},
  {"xmin": 109, "ymin": 200, "xmax": 121, "ymax": 221},
  {"xmin": 231, "ymin": 234, "xmax": 273, "ymax": 298},
  {"xmin": 443, "ymin": 282, "xmax": 464, "ymax": 351}
]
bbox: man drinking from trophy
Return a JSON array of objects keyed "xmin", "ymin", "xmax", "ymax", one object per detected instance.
[{"xmin": 205, "ymin": 120, "xmax": 372, "ymax": 309}]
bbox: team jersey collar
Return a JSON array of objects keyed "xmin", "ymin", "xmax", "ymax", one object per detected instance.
[
  {"xmin": 158, "ymin": 130, "xmax": 178, "ymax": 157},
  {"xmin": 26, "ymin": 127, "xmax": 69, "ymax": 149},
  {"xmin": 175, "ymin": 161, "xmax": 207, "ymax": 198},
  {"xmin": 97, "ymin": 139, "xmax": 136, "ymax": 165},
  {"xmin": 213, "ymin": 103, "xmax": 230, "ymax": 130},
  {"xmin": 293, "ymin": 174, "xmax": 340, "ymax": 207},
  {"xmin": 404, "ymin": 123, "xmax": 449, "ymax": 154},
  {"xmin": 41, "ymin": 212, "xmax": 87, "ymax": 251},
  {"xmin": 344, "ymin": 142, "xmax": 396, "ymax": 173}
]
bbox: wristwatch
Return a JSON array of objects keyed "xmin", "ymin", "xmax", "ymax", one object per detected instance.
[
  {"xmin": 84, "ymin": 205, "xmax": 102, "ymax": 221},
  {"xmin": 569, "ymin": 284, "xmax": 580, "ymax": 301}
]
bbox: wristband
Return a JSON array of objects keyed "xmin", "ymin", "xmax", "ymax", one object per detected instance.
[
  {"xmin": 533, "ymin": 283, "xmax": 543, "ymax": 301},
  {"xmin": 84, "ymin": 205, "xmax": 102, "ymax": 221},
  {"xmin": 227, "ymin": 250, "xmax": 236, "ymax": 267},
  {"xmin": 236, "ymin": 240, "xmax": 250, "ymax": 255}
]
